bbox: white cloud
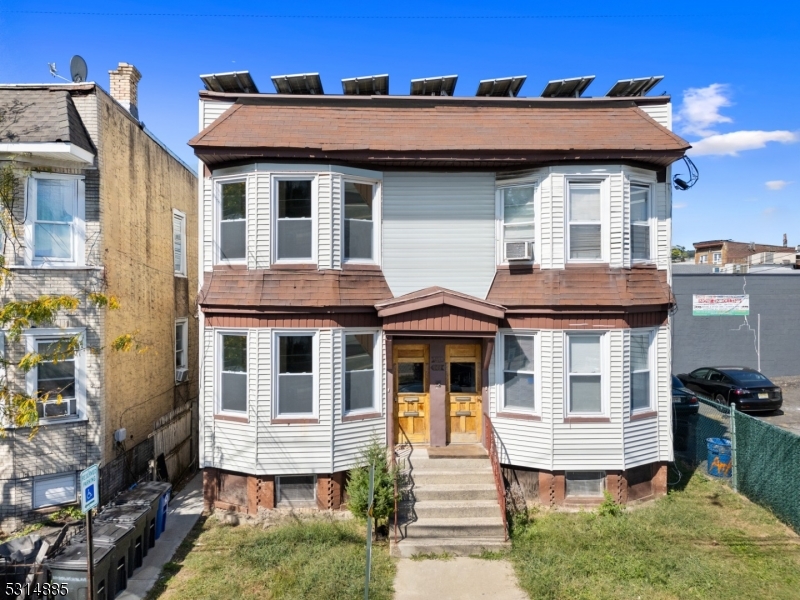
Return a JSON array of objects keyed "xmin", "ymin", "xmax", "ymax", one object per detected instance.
[
  {"xmin": 765, "ymin": 180, "xmax": 792, "ymax": 191},
  {"xmin": 673, "ymin": 202, "xmax": 688, "ymax": 209},
  {"xmin": 689, "ymin": 130, "xmax": 798, "ymax": 156},
  {"xmin": 762, "ymin": 207, "xmax": 777, "ymax": 216},
  {"xmin": 677, "ymin": 84, "xmax": 733, "ymax": 137}
]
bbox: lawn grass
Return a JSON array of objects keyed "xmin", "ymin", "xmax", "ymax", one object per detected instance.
[
  {"xmin": 147, "ymin": 516, "xmax": 394, "ymax": 600},
  {"xmin": 510, "ymin": 467, "xmax": 800, "ymax": 600}
]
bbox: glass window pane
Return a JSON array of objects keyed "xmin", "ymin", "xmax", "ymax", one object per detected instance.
[
  {"xmin": 503, "ymin": 186, "xmax": 535, "ymax": 223},
  {"xmin": 37, "ymin": 180, "xmax": 74, "ymax": 222},
  {"xmin": 569, "ymin": 186, "xmax": 601, "ymax": 221},
  {"xmin": 570, "ymin": 224, "xmax": 602, "ymax": 259},
  {"xmin": 630, "ymin": 186, "xmax": 649, "ymax": 222},
  {"xmin": 631, "ymin": 333, "xmax": 650, "ymax": 371},
  {"xmin": 176, "ymin": 324, "xmax": 184, "ymax": 352},
  {"xmin": 277, "ymin": 219, "xmax": 312, "ymax": 259},
  {"xmin": 278, "ymin": 181, "xmax": 312, "ymax": 218},
  {"xmin": 504, "ymin": 371, "xmax": 534, "ymax": 409},
  {"xmin": 504, "ymin": 223, "xmax": 535, "ymax": 242},
  {"xmin": 345, "ymin": 370, "xmax": 374, "ymax": 412},
  {"xmin": 632, "ymin": 371, "xmax": 650, "ymax": 411},
  {"xmin": 280, "ymin": 336, "xmax": 313, "ymax": 374},
  {"xmin": 220, "ymin": 220, "xmax": 246, "ymax": 260},
  {"xmin": 566, "ymin": 471, "xmax": 605, "ymax": 497},
  {"xmin": 449, "ymin": 363, "xmax": 476, "ymax": 393},
  {"xmin": 221, "ymin": 372, "xmax": 247, "ymax": 412},
  {"xmin": 570, "ymin": 336, "xmax": 601, "ymax": 373},
  {"xmin": 569, "ymin": 375, "xmax": 602, "ymax": 413},
  {"xmin": 345, "ymin": 334, "xmax": 374, "ymax": 372},
  {"xmin": 222, "ymin": 335, "xmax": 247, "ymax": 372},
  {"xmin": 504, "ymin": 335, "xmax": 534, "ymax": 372},
  {"xmin": 34, "ymin": 223, "xmax": 72, "ymax": 258},
  {"xmin": 398, "ymin": 363, "xmax": 424, "ymax": 393},
  {"xmin": 632, "ymin": 224, "xmax": 650, "ymax": 260},
  {"xmin": 344, "ymin": 182, "xmax": 373, "ymax": 220},
  {"xmin": 344, "ymin": 219, "xmax": 373, "ymax": 260},
  {"xmin": 278, "ymin": 476, "xmax": 315, "ymax": 503},
  {"xmin": 38, "ymin": 361, "xmax": 76, "ymax": 397},
  {"xmin": 279, "ymin": 373, "xmax": 313, "ymax": 414},
  {"xmin": 221, "ymin": 182, "xmax": 246, "ymax": 221}
]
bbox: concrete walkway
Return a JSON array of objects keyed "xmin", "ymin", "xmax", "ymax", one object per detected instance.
[
  {"xmin": 117, "ymin": 473, "xmax": 204, "ymax": 600},
  {"xmin": 395, "ymin": 557, "xmax": 528, "ymax": 600}
]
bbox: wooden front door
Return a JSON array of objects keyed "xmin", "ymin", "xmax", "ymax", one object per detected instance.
[
  {"xmin": 394, "ymin": 344, "xmax": 430, "ymax": 445},
  {"xmin": 446, "ymin": 344, "xmax": 482, "ymax": 444}
]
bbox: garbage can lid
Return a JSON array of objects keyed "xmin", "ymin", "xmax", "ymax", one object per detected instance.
[
  {"xmin": 75, "ymin": 522, "xmax": 133, "ymax": 544},
  {"xmin": 96, "ymin": 504, "xmax": 149, "ymax": 523},
  {"xmin": 706, "ymin": 437, "xmax": 732, "ymax": 447},
  {"xmin": 46, "ymin": 542, "xmax": 113, "ymax": 568}
]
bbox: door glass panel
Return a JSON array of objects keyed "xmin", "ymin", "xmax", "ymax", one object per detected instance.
[
  {"xmin": 449, "ymin": 363, "xmax": 476, "ymax": 393},
  {"xmin": 398, "ymin": 362, "xmax": 424, "ymax": 393}
]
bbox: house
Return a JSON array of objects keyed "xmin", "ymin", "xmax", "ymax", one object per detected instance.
[
  {"xmin": 694, "ymin": 239, "xmax": 791, "ymax": 266},
  {"xmin": 191, "ymin": 72, "xmax": 688, "ymax": 522},
  {"xmin": 0, "ymin": 63, "xmax": 198, "ymax": 532}
]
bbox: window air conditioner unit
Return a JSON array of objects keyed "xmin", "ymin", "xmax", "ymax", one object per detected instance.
[
  {"xmin": 505, "ymin": 241, "xmax": 532, "ymax": 262},
  {"xmin": 175, "ymin": 368, "xmax": 189, "ymax": 383},
  {"xmin": 712, "ymin": 267, "xmax": 722, "ymax": 273}
]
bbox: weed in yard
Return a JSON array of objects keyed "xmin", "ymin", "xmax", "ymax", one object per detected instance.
[
  {"xmin": 471, "ymin": 549, "xmax": 507, "ymax": 560},
  {"xmin": 410, "ymin": 551, "xmax": 454, "ymax": 561},
  {"xmin": 597, "ymin": 491, "xmax": 623, "ymax": 517}
]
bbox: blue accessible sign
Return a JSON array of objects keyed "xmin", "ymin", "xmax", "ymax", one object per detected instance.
[{"xmin": 80, "ymin": 464, "xmax": 100, "ymax": 513}]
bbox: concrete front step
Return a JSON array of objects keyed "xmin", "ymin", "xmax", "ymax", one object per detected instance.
[
  {"xmin": 409, "ymin": 483, "xmax": 497, "ymax": 502},
  {"xmin": 401, "ymin": 517, "xmax": 505, "ymax": 539},
  {"xmin": 391, "ymin": 537, "xmax": 509, "ymax": 558},
  {"xmin": 399, "ymin": 499, "xmax": 502, "ymax": 519},
  {"xmin": 404, "ymin": 457, "xmax": 490, "ymax": 471},
  {"xmin": 408, "ymin": 470, "xmax": 495, "ymax": 485}
]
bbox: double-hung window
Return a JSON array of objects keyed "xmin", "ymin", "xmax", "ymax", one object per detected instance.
[
  {"xmin": 500, "ymin": 185, "xmax": 536, "ymax": 262},
  {"xmin": 344, "ymin": 333, "xmax": 377, "ymax": 414},
  {"xmin": 502, "ymin": 334, "xmax": 536, "ymax": 412},
  {"xmin": 567, "ymin": 334, "xmax": 603, "ymax": 415},
  {"xmin": 27, "ymin": 175, "xmax": 84, "ymax": 265},
  {"xmin": 276, "ymin": 334, "xmax": 315, "ymax": 417},
  {"xmin": 175, "ymin": 319, "xmax": 188, "ymax": 383},
  {"xmin": 276, "ymin": 180, "xmax": 313, "ymax": 261},
  {"xmin": 568, "ymin": 182, "xmax": 603, "ymax": 261},
  {"xmin": 173, "ymin": 209, "xmax": 187, "ymax": 275},
  {"xmin": 630, "ymin": 184, "xmax": 651, "ymax": 261},
  {"xmin": 219, "ymin": 333, "xmax": 247, "ymax": 414},
  {"xmin": 712, "ymin": 252, "xmax": 722, "ymax": 265},
  {"xmin": 36, "ymin": 339, "xmax": 77, "ymax": 419},
  {"xmin": 218, "ymin": 181, "xmax": 247, "ymax": 262},
  {"xmin": 631, "ymin": 331, "xmax": 652, "ymax": 413},
  {"xmin": 344, "ymin": 182, "xmax": 375, "ymax": 262}
]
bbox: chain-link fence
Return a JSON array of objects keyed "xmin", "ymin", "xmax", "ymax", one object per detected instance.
[{"xmin": 675, "ymin": 395, "xmax": 800, "ymax": 534}]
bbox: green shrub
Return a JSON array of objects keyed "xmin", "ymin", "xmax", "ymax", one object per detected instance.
[
  {"xmin": 597, "ymin": 491, "xmax": 624, "ymax": 517},
  {"xmin": 345, "ymin": 439, "xmax": 397, "ymax": 534}
]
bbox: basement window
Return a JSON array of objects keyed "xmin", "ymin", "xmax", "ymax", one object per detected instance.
[
  {"xmin": 276, "ymin": 475, "xmax": 316, "ymax": 508},
  {"xmin": 565, "ymin": 471, "xmax": 605, "ymax": 497}
]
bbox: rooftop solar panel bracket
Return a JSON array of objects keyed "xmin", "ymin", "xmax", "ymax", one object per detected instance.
[
  {"xmin": 605, "ymin": 76, "xmax": 665, "ymax": 97},
  {"xmin": 271, "ymin": 73, "xmax": 324, "ymax": 95},
  {"xmin": 540, "ymin": 75, "xmax": 595, "ymax": 98},
  {"xmin": 410, "ymin": 75, "xmax": 458, "ymax": 96},
  {"xmin": 475, "ymin": 75, "xmax": 527, "ymax": 97},
  {"xmin": 200, "ymin": 71, "xmax": 259, "ymax": 94},
  {"xmin": 341, "ymin": 74, "xmax": 389, "ymax": 95}
]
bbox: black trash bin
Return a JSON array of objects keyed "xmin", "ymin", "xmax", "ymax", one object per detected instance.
[
  {"xmin": 75, "ymin": 521, "xmax": 134, "ymax": 587},
  {"xmin": 96, "ymin": 503, "xmax": 150, "ymax": 565},
  {"xmin": 45, "ymin": 541, "xmax": 113, "ymax": 600},
  {"xmin": 115, "ymin": 482, "xmax": 171, "ymax": 548}
]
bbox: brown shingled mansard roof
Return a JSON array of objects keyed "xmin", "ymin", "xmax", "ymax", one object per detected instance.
[{"xmin": 189, "ymin": 93, "xmax": 690, "ymax": 170}]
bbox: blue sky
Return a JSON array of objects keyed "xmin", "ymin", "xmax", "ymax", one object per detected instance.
[{"xmin": 1, "ymin": 1, "xmax": 798, "ymax": 249}]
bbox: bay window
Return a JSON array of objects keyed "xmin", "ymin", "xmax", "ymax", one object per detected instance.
[
  {"xmin": 568, "ymin": 182, "xmax": 602, "ymax": 261},
  {"xmin": 218, "ymin": 181, "xmax": 246, "ymax": 262},
  {"xmin": 276, "ymin": 334, "xmax": 315, "ymax": 416},
  {"xmin": 344, "ymin": 333, "xmax": 377, "ymax": 414},
  {"xmin": 276, "ymin": 180, "xmax": 313, "ymax": 261},
  {"xmin": 502, "ymin": 334, "xmax": 536, "ymax": 411},
  {"xmin": 631, "ymin": 184, "xmax": 651, "ymax": 261},
  {"xmin": 567, "ymin": 334, "xmax": 603, "ymax": 415},
  {"xmin": 631, "ymin": 331, "xmax": 652, "ymax": 413},
  {"xmin": 219, "ymin": 333, "xmax": 247, "ymax": 414},
  {"xmin": 343, "ymin": 182, "xmax": 374, "ymax": 261},
  {"xmin": 500, "ymin": 185, "xmax": 536, "ymax": 262}
]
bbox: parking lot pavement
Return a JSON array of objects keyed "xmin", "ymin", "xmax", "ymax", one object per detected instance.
[{"xmin": 755, "ymin": 376, "xmax": 800, "ymax": 435}]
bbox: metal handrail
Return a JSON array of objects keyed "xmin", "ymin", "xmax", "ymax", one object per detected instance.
[{"xmin": 483, "ymin": 414, "xmax": 508, "ymax": 541}]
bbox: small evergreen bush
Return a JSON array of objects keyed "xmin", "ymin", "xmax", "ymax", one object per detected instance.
[{"xmin": 345, "ymin": 439, "xmax": 398, "ymax": 536}]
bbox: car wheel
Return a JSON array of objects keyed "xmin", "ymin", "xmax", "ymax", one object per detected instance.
[{"xmin": 715, "ymin": 394, "xmax": 727, "ymax": 406}]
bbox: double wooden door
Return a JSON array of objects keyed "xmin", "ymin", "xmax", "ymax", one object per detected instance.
[
  {"xmin": 394, "ymin": 344, "xmax": 429, "ymax": 444},
  {"xmin": 446, "ymin": 344, "xmax": 482, "ymax": 444}
]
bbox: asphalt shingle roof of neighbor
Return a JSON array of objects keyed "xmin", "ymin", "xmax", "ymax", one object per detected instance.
[{"xmin": 0, "ymin": 88, "xmax": 95, "ymax": 154}]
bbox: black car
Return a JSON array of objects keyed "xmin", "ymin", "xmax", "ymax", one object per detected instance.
[
  {"xmin": 672, "ymin": 375, "xmax": 699, "ymax": 417},
  {"xmin": 677, "ymin": 367, "xmax": 782, "ymax": 412}
]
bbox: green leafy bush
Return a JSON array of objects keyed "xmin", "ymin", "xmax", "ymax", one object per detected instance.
[
  {"xmin": 345, "ymin": 439, "xmax": 397, "ymax": 534},
  {"xmin": 597, "ymin": 491, "xmax": 624, "ymax": 517}
]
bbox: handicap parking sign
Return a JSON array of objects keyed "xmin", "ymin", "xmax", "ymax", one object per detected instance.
[{"xmin": 80, "ymin": 464, "xmax": 100, "ymax": 513}]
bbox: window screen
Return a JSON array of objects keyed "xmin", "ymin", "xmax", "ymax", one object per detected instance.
[
  {"xmin": 278, "ymin": 335, "xmax": 314, "ymax": 415},
  {"xmin": 345, "ymin": 333, "xmax": 375, "ymax": 412},
  {"xmin": 220, "ymin": 182, "xmax": 246, "ymax": 260},
  {"xmin": 631, "ymin": 332, "xmax": 651, "ymax": 411},
  {"xmin": 220, "ymin": 334, "xmax": 247, "ymax": 413},
  {"xmin": 503, "ymin": 335, "xmax": 535, "ymax": 410},
  {"xmin": 566, "ymin": 471, "xmax": 605, "ymax": 497},
  {"xmin": 37, "ymin": 340, "xmax": 77, "ymax": 419},
  {"xmin": 344, "ymin": 182, "xmax": 374, "ymax": 260},
  {"xmin": 502, "ymin": 185, "xmax": 536, "ymax": 244},
  {"xmin": 35, "ymin": 179, "xmax": 75, "ymax": 259},
  {"xmin": 277, "ymin": 475, "xmax": 316, "ymax": 507},
  {"xmin": 277, "ymin": 180, "xmax": 313, "ymax": 260},
  {"xmin": 630, "ymin": 185, "xmax": 650, "ymax": 260},
  {"xmin": 568, "ymin": 335, "xmax": 602, "ymax": 413},
  {"xmin": 569, "ymin": 183, "xmax": 602, "ymax": 260}
]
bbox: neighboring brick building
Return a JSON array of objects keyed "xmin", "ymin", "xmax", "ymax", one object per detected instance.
[
  {"xmin": 0, "ymin": 64, "xmax": 197, "ymax": 533},
  {"xmin": 694, "ymin": 239, "xmax": 792, "ymax": 266}
]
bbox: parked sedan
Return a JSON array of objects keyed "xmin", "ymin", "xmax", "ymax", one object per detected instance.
[
  {"xmin": 672, "ymin": 376, "xmax": 699, "ymax": 417},
  {"xmin": 677, "ymin": 367, "xmax": 783, "ymax": 412}
]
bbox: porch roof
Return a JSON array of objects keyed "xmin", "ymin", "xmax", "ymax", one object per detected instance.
[{"xmin": 375, "ymin": 286, "xmax": 505, "ymax": 319}]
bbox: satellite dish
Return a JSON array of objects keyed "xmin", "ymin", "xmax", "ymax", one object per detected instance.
[{"xmin": 70, "ymin": 55, "xmax": 88, "ymax": 83}]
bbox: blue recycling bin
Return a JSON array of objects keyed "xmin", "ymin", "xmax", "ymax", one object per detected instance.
[{"xmin": 706, "ymin": 437, "xmax": 732, "ymax": 477}]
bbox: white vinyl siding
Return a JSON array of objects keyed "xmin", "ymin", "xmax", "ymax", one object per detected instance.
[
  {"xmin": 172, "ymin": 209, "xmax": 187, "ymax": 276},
  {"xmin": 638, "ymin": 102, "xmax": 672, "ymax": 130},
  {"xmin": 382, "ymin": 172, "xmax": 496, "ymax": 298},
  {"xmin": 33, "ymin": 472, "xmax": 77, "ymax": 508},
  {"xmin": 200, "ymin": 100, "xmax": 235, "ymax": 129}
]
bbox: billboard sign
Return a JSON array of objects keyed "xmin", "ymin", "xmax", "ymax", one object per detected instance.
[{"xmin": 692, "ymin": 294, "xmax": 750, "ymax": 316}]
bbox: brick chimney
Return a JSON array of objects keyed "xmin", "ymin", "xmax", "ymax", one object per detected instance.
[{"xmin": 109, "ymin": 62, "xmax": 142, "ymax": 119}]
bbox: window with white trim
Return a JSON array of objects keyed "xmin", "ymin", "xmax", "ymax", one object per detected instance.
[
  {"xmin": 218, "ymin": 333, "xmax": 247, "ymax": 414},
  {"xmin": 218, "ymin": 180, "xmax": 246, "ymax": 262},
  {"xmin": 35, "ymin": 339, "xmax": 77, "ymax": 419},
  {"xmin": 699, "ymin": 254, "xmax": 708, "ymax": 264},
  {"xmin": 502, "ymin": 334, "xmax": 536, "ymax": 411},
  {"xmin": 500, "ymin": 185, "xmax": 536, "ymax": 262},
  {"xmin": 33, "ymin": 472, "xmax": 77, "ymax": 508},
  {"xmin": 568, "ymin": 181, "xmax": 603, "ymax": 261},
  {"xmin": 175, "ymin": 319, "xmax": 188, "ymax": 382},
  {"xmin": 173, "ymin": 209, "xmax": 187, "ymax": 276},
  {"xmin": 567, "ymin": 334, "xmax": 603, "ymax": 414},
  {"xmin": 276, "ymin": 180, "xmax": 313, "ymax": 261},
  {"xmin": 631, "ymin": 330, "xmax": 652, "ymax": 413},
  {"xmin": 630, "ymin": 184, "xmax": 651, "ymax": 261},
  {"xmin": 276, "ymin": 333, "xmax": 315, "ymax": 416},
  {"xmin": 343, "ymin": 182, "xmax": 375, "ymax": 262},
  {"xmin": 712, "ymin": 252, "xmax": 722, "ymax": 264},
  {"xmin": 344, "ymin": 332, "xmax": 377, "ymax": 414},
  {"xmin": 26, "ymin": 175, "xmax": 85, "ymax": 265}
]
